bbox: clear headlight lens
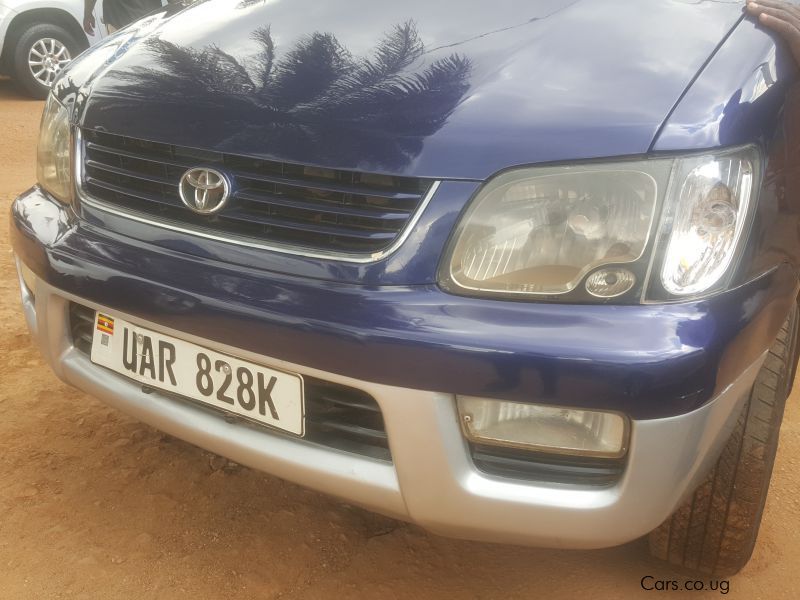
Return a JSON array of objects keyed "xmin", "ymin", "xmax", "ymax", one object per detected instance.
[
  {"xmin": 441, "ymin": 162, "xmax": 668, "ymax": 297},
  {"xmin": 36, "ymin": 94, "xmax": 72, "ymax": 204},
  {"xmin": 658, "ymin": 149, "xmax": 757, "ymax": 296},
  {"xmin": 441, "ymin": 148, "xmax": 759, "ymax": 302},
  {"xmin": 457, "ymin": 396, "xmax": 628, "ymax": 458}
]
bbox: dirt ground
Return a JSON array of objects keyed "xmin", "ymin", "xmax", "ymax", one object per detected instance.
[{"xmin": 1, "ymin": 77, "xmax": 799, "ymax": 600}]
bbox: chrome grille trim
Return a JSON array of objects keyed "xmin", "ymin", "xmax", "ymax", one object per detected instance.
[{"xmin": 75, "ymin": 128, "xmax": 441, "ymax": 263}]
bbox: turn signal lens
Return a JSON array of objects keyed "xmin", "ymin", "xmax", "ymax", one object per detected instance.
[{"xmin": 659, "ymin": 150, "xmax": 757, "ymax": 296}]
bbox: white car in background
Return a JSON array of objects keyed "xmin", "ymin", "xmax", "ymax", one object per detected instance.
[{"xmin": 0, "ymin": 0, "xmax": 107, "ymax": 98}]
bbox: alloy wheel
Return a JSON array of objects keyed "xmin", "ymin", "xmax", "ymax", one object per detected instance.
[{"xmin": 28, "ymin": 38, "xmax": 71, "ymax": 87}]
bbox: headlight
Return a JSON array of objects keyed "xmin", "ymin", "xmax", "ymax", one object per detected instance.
[
  {"xmin": 439, "ymin": 147, "xmax": 759, "ymax": 302},
  {"xmin": 36, "ymin": 94, "xmax": 73, "ymax": 204}
]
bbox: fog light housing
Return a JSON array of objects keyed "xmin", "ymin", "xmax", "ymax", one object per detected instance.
[{"xmin": 457, "ymin": 397, "xmax": 629, "ymax": 459}]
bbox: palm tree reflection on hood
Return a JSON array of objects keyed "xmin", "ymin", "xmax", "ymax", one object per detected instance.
[{"xmin": 109, "ymin": 22, "xmax": 471, "ymax": 170}]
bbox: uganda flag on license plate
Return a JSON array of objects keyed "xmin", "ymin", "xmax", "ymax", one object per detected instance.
[{"xmin": 96, "ymin": 314, "xmax": 114, "ymax": 335}]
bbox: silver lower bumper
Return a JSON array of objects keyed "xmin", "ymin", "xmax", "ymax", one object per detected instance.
[{"xmin": 16, "ymin": 260, "xmax": 766, "ymax": 549}]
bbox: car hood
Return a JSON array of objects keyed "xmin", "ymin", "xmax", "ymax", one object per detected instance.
[{"xmin": 64, "ymin": 0, "xmax": 745, "ymax": 180}]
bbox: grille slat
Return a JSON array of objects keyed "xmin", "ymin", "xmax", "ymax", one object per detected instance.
[
  {"xmin": 222, "ymin": 209, "xmax": 399, "ymax": 242},
  {"xmin": 86, "ymin": 141, "xmax": 196, "ymax": 170},
  {"xmin": 68, "ymin": 303, "xmax": 391, "ymax": 461},
  {"xmin": 235, "ymin": 170, "xmax": 424, "ymax": 201},
  {"xmin": 315, "ymin": 392, "xmax": 382, "ymax": 413},
  {"xmin": 234, "ymin": 190, "xmax": 411, "ymax": 221},
  {"xmin": 69, "ymin": 303, "xmax": 94, "ymax": 355},
  {"xmin": 85, "ymin": 177, "xmax": 181, "ymax": 208},
  {"xmin": 305, "ymin": 420, "xmax": 388, "ymax": 444},
  {"xmin": 72, "ymin": 308, "xmax": 94, "ymax": 326},
  {"xmin": 81, "ymin": 130, "xmax": 433, "ymax": 255},
  {"xmin": 86, "ymin": 159, "xmax": 179, "ymax": 187}
]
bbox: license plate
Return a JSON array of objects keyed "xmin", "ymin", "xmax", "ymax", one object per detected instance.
[{"xmin": 90, "ymin": 312, "xmax": 304, "ymax": 436}]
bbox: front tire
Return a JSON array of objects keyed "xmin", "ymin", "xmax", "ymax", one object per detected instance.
[
  {"xmin": 648, "ymin": 306, "xmax": 798, "ymax": 576},
  {"xmin": 12, "ymin": 23, "xmax": 81, "ymax": 99}
]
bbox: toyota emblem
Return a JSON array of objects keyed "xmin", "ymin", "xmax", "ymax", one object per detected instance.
[{"xmin": 178, "ymin": 167, "xmax": 230, "ymax": 214}]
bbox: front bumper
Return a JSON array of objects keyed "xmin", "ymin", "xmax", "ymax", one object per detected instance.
[
  {"xmin": 11, "ymin": 188, "xmax": 790, "ymax": 549},
  {"xmin": 15, "ymin": 266, "xmax": 766, "ymax": 548}
]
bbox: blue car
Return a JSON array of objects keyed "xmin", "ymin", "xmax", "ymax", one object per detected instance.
[{"xmin": 10, "ymin": 0, "xmax": 800, "ymax": 576}]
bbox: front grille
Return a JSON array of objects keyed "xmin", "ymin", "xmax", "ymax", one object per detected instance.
[
  {"xmin": 470, "ymin": 444, "xmax": 625, "ymax": 486},
  {"xmin": 79, "ymin": 129, "xmax": 433, "ymax": 255},
  {"xmin": 68, "ymin": 303, "xmax": 391, "ymax": 461},
  {"xmin": 304, "ymin": 381, "xmax": 389, "ymax": 461},
  {"xmin": 70, "ymin": 302, "xmax": 94, "ymax": 355}
]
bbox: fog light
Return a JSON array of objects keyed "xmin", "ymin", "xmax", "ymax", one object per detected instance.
[
  {"xmin": 457, "ymin": 397, "xmax": 628, "ymax": 458},
  {"xmin": 18, "ymin": 260, "xmax": 38, "ymax": 297}
]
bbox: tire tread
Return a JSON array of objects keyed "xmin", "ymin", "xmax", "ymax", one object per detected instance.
[{"xmin": 648, "ymin": 307, "xmax": 798, "ymax": 576}]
